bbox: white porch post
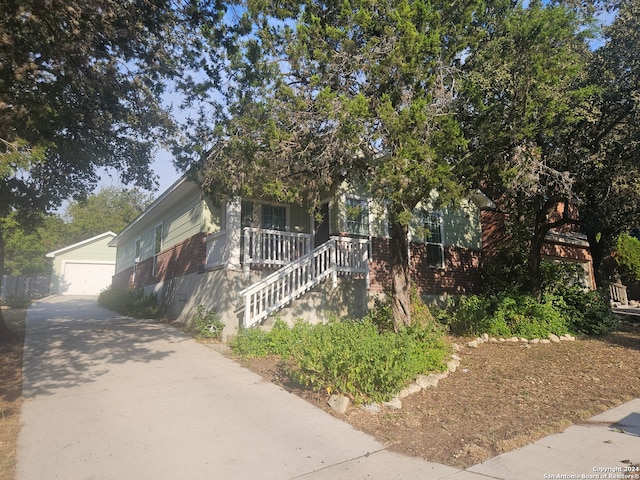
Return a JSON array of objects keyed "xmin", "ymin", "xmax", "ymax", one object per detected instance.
[
  {"xmin": 224, "ymin": 198, "xmax": 242, "ymax": 271},
  {"xmin": 330, "ymin": 241, "xmax": 337, "ymax": 288}
]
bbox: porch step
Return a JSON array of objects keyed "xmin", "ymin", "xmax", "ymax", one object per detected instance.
[{"xmin": 240, "ymin": 237, "xmax": 369, "ymax": 328}]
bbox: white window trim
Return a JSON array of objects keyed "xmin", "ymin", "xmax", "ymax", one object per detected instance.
[
  {"xmin": 241, "ymin": 199, "xmax": 291, "ymax": 232},
  {"xmin": 153, "ymin": 222, "xmax": 164, "ymax": 275},
  {"xmin": 343, "ymin": 195, "xmax": 371, "ymax": 237},
  {"xmin": 134, "ymin": 237, "xmax": 142, "ymax": 264},
  {"xmin": 414, "ymin": 209, "xmax": 446, "ymax": 269}
]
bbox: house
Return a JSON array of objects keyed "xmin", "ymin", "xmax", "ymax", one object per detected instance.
[
  {"xmin": 46, "ymin": 231, "xmax": 117, "ymax": 295},
  {"xmin": 108, "ymin": 176, "xmax": 487, "ymax": 338},
  {"xmin": 480, "ymin": 201, "xmax": 596, "ymax": 289}
]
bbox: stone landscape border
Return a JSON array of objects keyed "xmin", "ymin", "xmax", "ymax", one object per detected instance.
[
  {"xmin": 327, "ymin": 332, "xmax": 578, "ymax": 414},
  {"xmin": 327, "ymin": 318, "xmax": 640, "ymax": 414}
]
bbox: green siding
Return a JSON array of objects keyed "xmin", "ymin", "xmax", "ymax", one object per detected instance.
[
  {"xmin": 369, "ymin": 200, "xmax": 388, "ymax": 238},
  {"xmin": 51, "ymin": 235, "xmax": 116, "ymax": 279},
  {"xmin": 441, "ymin": 200, "xmax": 482, "ymax": 249},
  {"xmin": 114, "ymin": 190, "xmax": 209, "ymax": 273},
  {"xmin": 163, "ymin": 196, "xmax": 203, "ymax": 248},
  {"xmin": 331, "ymin": 182, "xmax": 482, "ymax": 249},
  {"xmin": 202, "ymin": 197, "xmax": 222, "ymax": 234}
]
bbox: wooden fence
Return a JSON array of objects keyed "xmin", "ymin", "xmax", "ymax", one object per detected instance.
[{"xmin": 1, "ymin": 274, "xmax": 50, "ymax": 299}]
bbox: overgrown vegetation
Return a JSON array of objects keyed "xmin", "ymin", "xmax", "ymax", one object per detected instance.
[
  {"xmin": 616, "ymin": 233, "xmax": 640, "ymax": 281},
  {"xmin": 192, "ymin": 305, "xmax": 224, "ymax": 341},
  {"xmin": 231, "ymin": 295, "xmax": 450, "ymax": 403},
  {"xmin": 97, "ymin": 285, "xmax": 164, "ymax": 319},
  {"xmin": 439, "ymin": 261, "xmax": 619, "ymax": 338},
  {"xmin": 0, "ymin": 295, "xmax": 32, "ymax": 309}
]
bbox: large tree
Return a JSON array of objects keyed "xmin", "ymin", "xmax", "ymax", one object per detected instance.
[
  {"xmin": 459, "ymin": 0, "xmax": 596, "ymax": 298},
  {"xmin": 568, "ymin": 0, "xmax": 640, "ymax": 287},
  {"xmin": 2, "ymin": 188, "xmax": 152, "ymax": 276},
  {"xmin": 182, "ymin": 0, "xmax": 486, "ymax": 327},
  {"xmin": 0, "ymin": 0, "xmax": 220, "ymax": 342},
  {"xmin": 61, "ymin": 187, "xmax": 154, "ymax": 245}
]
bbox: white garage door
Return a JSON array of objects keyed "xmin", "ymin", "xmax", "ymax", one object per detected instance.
[{"xmin": 61, "ymin": 262, "xmax": 115, "ymax": 295}]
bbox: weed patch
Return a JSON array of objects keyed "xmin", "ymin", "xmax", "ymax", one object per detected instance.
[
  {"xmin": 231, "ymin": 318, "xmax": 449, "ymax": 403},
  {"xmin": 192, "ymin": 305, "xmax": 224, "ymax": 341},
  {"xmin": 98, "ymin": 285, "xmax": 164, "ymax": 319}
]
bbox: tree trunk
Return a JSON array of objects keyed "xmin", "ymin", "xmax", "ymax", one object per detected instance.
[
  {"xmin": 527, "ymin": 213, "xmax": 548, "ymax": 301},
  {"xmin": 0, "ymin": 227, "xmax": 17, "ymax": 343},
  {"xmin": 586, "ymin": 231, "xmax": 609, "ymax": 289},
  {"xmin": 389, "ymin": 218, "xmax": 412, "ymax": 329}
]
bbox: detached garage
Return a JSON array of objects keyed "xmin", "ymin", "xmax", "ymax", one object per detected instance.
[{"xmin": 46, "ymin": 232, "xmax": 117, "ymax": 295}]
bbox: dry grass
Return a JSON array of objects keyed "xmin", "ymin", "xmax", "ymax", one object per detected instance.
[
  {"xmin": 2, "ymin": 306, "xmax": 639, "ymax": 476},
  {"xmin": 241, "ymin": 320, "xmax": 640, "ymax": 469},
  {"xmin": 0, "ymin": 308, "xmax": 26, "ymax": 480}
]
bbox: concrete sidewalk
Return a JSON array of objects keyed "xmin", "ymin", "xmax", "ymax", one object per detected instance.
[{"xmin": 17, "ymin": 297, "xmax": 640, "ymax": 480}]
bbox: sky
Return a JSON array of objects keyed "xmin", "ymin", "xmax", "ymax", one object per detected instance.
[
  {"xmin": 95, "ymin": 148, "xmax": 182, "ymax": 202},
  {"xmin": 92, "ymin": 2, "xmax": 617, "ymax": 204}
]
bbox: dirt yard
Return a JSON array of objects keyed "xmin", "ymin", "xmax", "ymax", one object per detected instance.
[
  {"xmin": 0, "ymin": 308, "xmax": 25, "ymax": 480},
  {"xmin": 238, "ymin": 319, "xmax": 640, "ymax": 469},
  {"xmin": 1, "ymin": 307, "xmax": 638, "ymax": 478}
]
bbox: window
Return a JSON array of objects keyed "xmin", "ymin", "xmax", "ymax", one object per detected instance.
[
  {"xmin": 261, "ymin": 204, "xmax": 287, "ymax": 231},
  {"xmin": 345, "ymin": 197, "xmax": 369, "ymax": 237},
  {"xmin": 241, "ymin": 201, "xmax": 254, "ymax": 229},
  {"xmin": 134, "ymin": 238, "xmax": 141, "ymax": 263},
  {"xmin": 154, "ymin": 224, "xmax": 163, "ymax": 255},
  {"xmin": 153, "ymin": 223, "xmax": 163, "ymax": 274},
  {"xmin": 415, "ymin": 210, "xmax": 444, "ymax": 268}
]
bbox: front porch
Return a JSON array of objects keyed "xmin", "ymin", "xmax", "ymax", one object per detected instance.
[{"xmin": 204, "ymin": 223, "xmax": 370, "ymax": 327}]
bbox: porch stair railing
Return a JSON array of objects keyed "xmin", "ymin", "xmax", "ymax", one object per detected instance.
[
  {"xmin": 610, "ymin": 282, "xmax": 628, "ymax": 306},
  {"xmin": 239, "ymin": 236, "xmax": 368, "ymax": 328}
]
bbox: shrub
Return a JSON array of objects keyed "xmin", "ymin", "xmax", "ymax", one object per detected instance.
[
  {"xmin": 98, "ymin": 285, "xmax": 164, "ymax": 319},
  {"xmin": 1, "ymin": 295, "xmax": 32, "ymax": 309},
  {"xmin": 192, "ymin": 305, "xmax": 224, "ymax": 341},
  {"xmin": 440, "ymin": 293, "xmax": 571, "ymax": 339},
  {"xmin": 228, "ymin": 326, "xmax": 271, "ymax": 357},
  {"xmin": 363, "ymin": 287, "xmax": 439, "ymax": 334},
  {"xmin": 231, "ymin": 317, "xmax": 449, "ymax": 403},
  {"xmin": 437, "ymin": 294, "xmax": 493, "ymax": 336},
  {"xmin": 491, "ymin": 294, "xmax": 570, "ymax": 338},
  {"xmin": 616, "ymin": 233, "xmax": 640, "ymax": 280},
  {"xmin": 556, "ymin": 288, "xmax": 619, "ymax": 335}
]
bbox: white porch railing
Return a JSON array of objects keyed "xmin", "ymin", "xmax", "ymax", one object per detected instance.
[
  {"xmin": 205, "ymin": 230, "xmax": 228, "ymax": 269},
  {"xmin": 239, "ymin": 237, "xmax": 370, "ymax": 327},
  {"xmin": 243, "ymin": 227, "xmax": 312, "ymax": 274},
  {"xmin": 332, "ymin": 236, "xmax": 369, "ymax": 276},
  {"xmin": 610, "ymin": 282, "xmax": 628, "ymax": 306}
]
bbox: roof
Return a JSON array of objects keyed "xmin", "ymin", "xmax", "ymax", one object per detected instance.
[
  {"xmin": 108, "ymin": 175, "xmax": 200, "ymax": 247},
  {"xmin": 46, "ymin": 231, "xmax": 117, "ymax": 258}
]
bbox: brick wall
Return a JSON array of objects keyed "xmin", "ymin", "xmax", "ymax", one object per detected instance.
[
  {"xmin": 112, "ymin": 267, "xmax": 134, "ymax": 289},
  {"xmin": 369, "ymin": 237, "xmax": 483, "ymax": 296},
  {"xmin": 540, "ymin": 241, "xmax": 592, "ymax": 263},
  {"xmin": 112, "ymin": 233, "xmax": 207, "ymax": 289},
  {"xmin": 480, "ymin": 209, "xmax": 508, "ymax": 258}
]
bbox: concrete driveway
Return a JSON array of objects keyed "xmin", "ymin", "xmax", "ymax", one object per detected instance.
[
  {"xmin": 17, "ymin": 296, "xmax": 640, "ymax": 480},
  {"xmin": 17, "ymin": 296, "xmax": 461, "ymax": 480}
]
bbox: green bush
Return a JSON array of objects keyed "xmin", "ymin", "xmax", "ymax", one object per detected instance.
[
  {"xmin": 437, "ymin": 294, "xmax": 492, "ymax": 336},
  {"xmin": 492, "ymin": 294, "xmax": 570, "ymax": 338},
  {"xmin": 1, "ymin": 295, "xmax": 32, "ymax": 309},
  {"xmin": 440, "ymin": 293, "xmax": 571, "ymax": 339},
  {"xmin": 363, "ymin": 287, "xmax": 439, "ymax": 334},
  {"xmin": 616, "ymin": 233, "xmax": 640, "ymax": 280},
  {"xmin": 192, "ymin": 305, "xmax": 224, "ymax": 341},
  {"xmin": 231, "ymin": 317, "xmax": 450, "ymax": 403},
  {"xmin": 556, "ymin": 288, "xmax": 619, "ymax": 335},
  {"xmin": 229, "ymin": 326, "xmax": 271, "ymax": 357},
  {"xmin": 98, "ymin": 285, "xmax": 164, "ymax": 319}
]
